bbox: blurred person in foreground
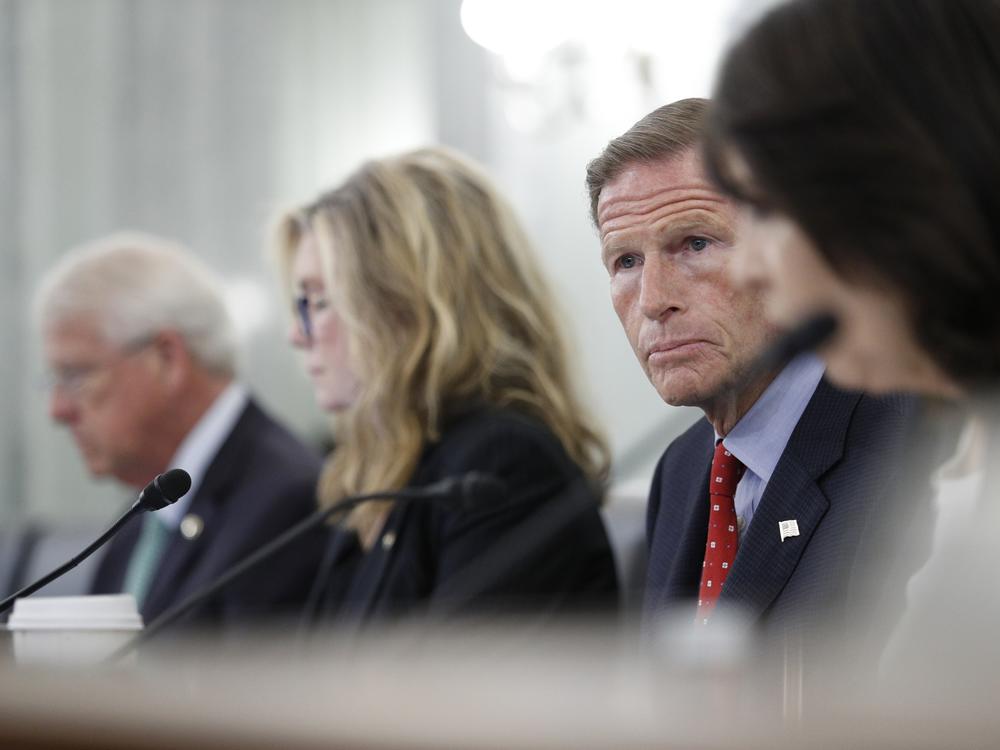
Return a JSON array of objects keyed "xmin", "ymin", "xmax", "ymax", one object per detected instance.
[
  {"xmin": 273, "ymin": 147, "xmax": 618, "ymax": 626},
  {"xmin": 705, "ymin": 0, "xmax": 1000, "ymax": 688},
  {"xmin": 35, "ymin": 234, "xmax": 326, "ymax": 628},
  {"xmin": 585, "ymin": 99, "xmax": 913, "ymax": 636}
]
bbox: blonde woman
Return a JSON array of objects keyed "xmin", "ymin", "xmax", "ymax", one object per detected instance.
[{"xmin": 275, "ymin": 147, "xmax": 618, "ymax": 623}]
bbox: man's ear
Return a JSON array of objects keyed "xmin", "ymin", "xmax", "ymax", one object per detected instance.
[{"xmin": 147, "ymin": 329, "xmax": 193, "ymax": 392}]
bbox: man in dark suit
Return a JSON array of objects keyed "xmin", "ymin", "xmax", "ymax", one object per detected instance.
[
  {"xmin": 36, "ymin": 232, "xmax": 325, "ymax": 628},
  {"xmin": 585, "ymin": 99, "xmax": 912, "ymax": 633}
]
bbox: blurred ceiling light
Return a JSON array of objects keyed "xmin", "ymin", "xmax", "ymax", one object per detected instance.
[
  {"xmin": 461, "ymin": 0, "xmax": 738, "ymax": 60},
  {"xmin": 615, "ymin": 0, "xmax": 736, "ymax": 56},
  {"xmin": 460, "ymin": 0, "xmax": 742, "ymax": 134},
  {"xmin": 460, "ymin": 0, "xmax": 572, "ymax": 62}
]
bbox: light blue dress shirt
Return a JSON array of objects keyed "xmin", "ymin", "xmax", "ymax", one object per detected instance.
[{"xmin": 717, "ymin": 354, "xmax": 825, "ymax": 539}]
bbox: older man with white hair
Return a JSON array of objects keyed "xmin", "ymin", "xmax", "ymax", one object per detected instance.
[{"xmin": 36, "ymin": 233, "xmax": 325, "ymax": 628}]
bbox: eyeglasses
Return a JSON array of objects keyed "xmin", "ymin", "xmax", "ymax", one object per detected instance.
[
  {"xmin": 42, "ymin": 365, "xmax": 106, "ymax": 398},
  {"xmin": 43, "ymin": 338, "xmax": 154, "ymax": 399},
  {"xmin": 294, "ymin": 293, "xmax": 330, "ymax": 342}
]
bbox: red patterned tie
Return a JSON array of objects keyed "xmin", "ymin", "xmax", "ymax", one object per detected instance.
[{"xmin": 696, "ymin": 440, "xmax": 745, "ymax": 623}]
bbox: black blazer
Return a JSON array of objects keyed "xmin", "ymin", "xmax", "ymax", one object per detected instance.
[
  {"xmin": 91, "ymin": 397, "xmax": 326, "ymax": 628},
  {"xmin": 644, "ymin": 379, "xmax": 916, "ymax": 632},
  {"xmin": 307, "ymin": 408, "xmax": 619, "ymax": 627}
]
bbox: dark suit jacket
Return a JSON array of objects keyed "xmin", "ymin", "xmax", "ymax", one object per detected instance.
[
  {"xmin": 91, "ymin": 397, "xmax": 326, "ymax": 628},
  {"xmin": 644, "ymin": 379, "xmax": 915, "ymax": 632},
  {"xmin": 307, "ymin": 408, "xmax": 619, "ymax": 628}
]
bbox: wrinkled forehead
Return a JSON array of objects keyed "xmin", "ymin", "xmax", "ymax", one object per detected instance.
[
  {"xmin": 43, "ymin": 313, "xmax": 117, "ymax": 363},
  {"xmin": 597, "ymin": 151, "xmax": 736, "ymax": 240}
]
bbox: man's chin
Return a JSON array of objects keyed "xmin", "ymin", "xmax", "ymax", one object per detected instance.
[
  {"xmin": 651, "ymin": 375, "xmax": 721, "ymax": 409},
  {"xmin": 78, "ymin": 453, "xmax": 113, "ymax": 480},
  {"xmin": 86, "ymin": 465, "xmax": 113, "ymax": 480}
]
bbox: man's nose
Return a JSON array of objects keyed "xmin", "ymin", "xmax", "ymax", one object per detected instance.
[
  {"xmin": 48, "ymin": 387, "xmax": 78, "ymax": 424},
  {"xmin": 638, "ymin": 255, "xmax": 684, "ymax": 321}
]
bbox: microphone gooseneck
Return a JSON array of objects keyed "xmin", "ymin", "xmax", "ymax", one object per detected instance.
[
  {"xmin": 749, "ymin": 312, "xmax": 839, "ymax": 382},
  {"xmin": 0, "ymin": 469, "xmax": 192, "ymax": 616},
  {"xmin": 416, "ymin": 472, "xmax": 508, "ymax": 511},
  {"xmin": 107, "ymin": 472, "xmax": 507, "ymax": 661}
]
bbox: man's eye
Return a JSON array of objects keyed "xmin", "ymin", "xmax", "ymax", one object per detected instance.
[
  {"xmin": 617, "ymin": 254, "xmax": 639, "ymax": 270},
  {"xmin": 689, "ymin": 238, "xmax": 710, "ymax": 252}
]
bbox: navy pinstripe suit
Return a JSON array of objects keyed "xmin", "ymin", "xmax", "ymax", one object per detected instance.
[{"xmin": 644, "ymin": 380, "xmax": 917, "ymax": 632}]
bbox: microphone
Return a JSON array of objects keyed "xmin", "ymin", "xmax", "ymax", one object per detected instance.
[
  {"xmin": 0, "ymin": 469, "xmax": 192, "ymax": 615},
  {"xmin": 136, "ymin": 468, "xmax": 192, "ymax": 511},
  {"xmin": 108, "ymin": 472, "xmax": 506, "ymax": 660},
  {"xmin": 416, "ymin": 472, "xmax": 508, "ymax": 511},
  {"xmin": 614, "ymin": 312, "xmax": 841, "ymax": 485},
  {"xmin": 748, "ymin": 312, "xmax": 839, "ymax": 382}
]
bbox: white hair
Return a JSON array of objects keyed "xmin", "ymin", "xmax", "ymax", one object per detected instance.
[{"xmin": 34, "ymin": 232, "xmax": 239, "ymax": 377}]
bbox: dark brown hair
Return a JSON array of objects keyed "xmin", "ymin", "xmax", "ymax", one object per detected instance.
[
  {"xmin": 705, "ymin": 0, "xmax": 1000, "ymax": 384},
  {"xmin": 585, "ymin": 98, "xmax": 709, "ymax": 226}
]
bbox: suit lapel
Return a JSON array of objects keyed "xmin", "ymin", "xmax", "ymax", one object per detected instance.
[
  {"xmin": 141, "ymin": 490, "xmax": 222, "ymax": 619},
  {"xmin": 140, "ymin": 402, "xmax": 256, "ymax": 620},
  {"xmin": 350, "ymin": 505, "xmax": 408, "ymax": 622},
  {"xmin": 720, "ymin": 459, "xmax": 829, "ymax": 619},
  {"xmin": 661, "ymin": 448, "xmax": 714, "ymax": 602},
  {"xmin": 720, "ymin": 380, "xmax": 861, "ymax": 620},
  {"xmin": 646, "ymin": 421, "xmax": 715, "ymax": 612},
  {"xmin": 346, "ymin": 442, "xmax": 452, "ymax": 621}
]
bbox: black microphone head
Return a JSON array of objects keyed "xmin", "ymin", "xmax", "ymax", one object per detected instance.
[
  {"xmin": 785, "ymin": 312, "xmax": 838, "ymax": 355},
  {"xmin": 457, "ymin": 472, "xmax": 508, "ymax": 509},
  {"xmin": 412, "ymin": 472, "xmax": 508, "ymax": 511},
  {"xmin": 754, "ymin": 312, "xmax": 839, "ymax": 377},
  {"xmin": 138, "ymin": 468, "xmax": 192, "ymax": 511}
]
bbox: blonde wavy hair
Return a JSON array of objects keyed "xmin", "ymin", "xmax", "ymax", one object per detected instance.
[{"xmin": 275, "ymin": 147, "xmax": 609, "ymax": 537}]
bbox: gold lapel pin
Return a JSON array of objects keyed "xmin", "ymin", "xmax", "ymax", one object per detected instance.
[{"xmin": 180, "ymin": 514, "xmax": 204, "ymax": 541}]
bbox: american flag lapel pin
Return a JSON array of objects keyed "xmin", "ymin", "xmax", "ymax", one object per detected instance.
[{"xmin": 778, "ymin": 519, "xmax": 800, "ymax": 542}]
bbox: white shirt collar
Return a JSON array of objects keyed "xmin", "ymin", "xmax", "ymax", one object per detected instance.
[{"xmin": 154, "ymin": 383, "xmax": 249, "ymax": 529}]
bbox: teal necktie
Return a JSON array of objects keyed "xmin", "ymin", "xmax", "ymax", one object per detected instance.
[{"xmin": 122, "ymin": 514, "xmax": 172, "ymax": 608}]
